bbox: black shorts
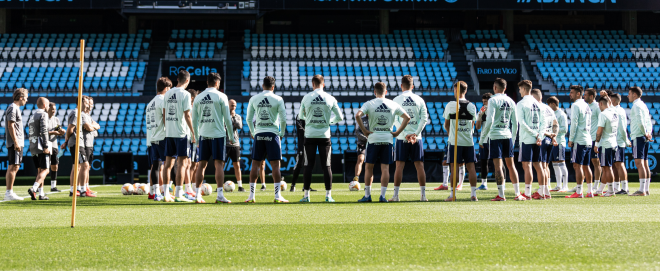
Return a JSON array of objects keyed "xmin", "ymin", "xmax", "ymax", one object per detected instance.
[
  {"xmin": 50, "ymin": 147, "xmax": 59, "ymax": 165},
  {"xmin": 85, "ymin": 147, "xmax": 94, "ymax": 162},
  {"xmin": 226, "ymin": 146, "xmax": 241, "ymax": 162},
  {"xmin": 69, "ymin": 146, "xmax": 87, "ymax": 164},
  {"xmin": 357, "ymin": 144, "xmax": 366, "ymax": 156},
  {"xmin": 7, "ymin": 147, "xmax": 23, "ymax": 165},
  {"xmin": 33, "ymin": 154, "xmax": 51, "ymax": 169}
]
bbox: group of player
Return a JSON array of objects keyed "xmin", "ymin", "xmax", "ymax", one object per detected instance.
[
  {"xmin": 3, "ymin": 72, "xmax": 653, "ymax": 203},
  {"xmin": 4, "ymin": 88, "xmax": 100, "ymax": 201}
]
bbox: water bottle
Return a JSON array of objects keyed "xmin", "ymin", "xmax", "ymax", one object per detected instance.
[{"xmin": 57, "ymin": 147, "xmax": 65, "ymax": 159}]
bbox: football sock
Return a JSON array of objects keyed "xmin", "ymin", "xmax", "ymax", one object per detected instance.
[
  {"xmin": 32, "ymin": 182, "xmax": 40, "ymax": 191},
  {"xmin": 598, "ymin": 182, "xmax": 606, "ymax": 193},
  {"xmin": 639, "ymin": 178, "xmax": 647, "ymax": 192},
  {"xmin": 442, "ymin": 166, "xmax": 450, "ymax": 186},
  {"xmin": 237, "ymin": 180, "xmax": 243, "ymax": 187},
  {"xmin": 420, "ymin": 186, "xmax": 426, "ymax": 198},
  {"xmin": 304, "ymin": 189, "xmax": 310, "ymax": 198},
  {"xmin": 544, "ymin": 184, "xmax": 550, "ymax": 195},
  {"xmin": 195, "ymin": 187, "xmax": 201, "ymax": 199},
  {"xmin": 576, "ymin": 184, "xmax": 583, "ymax": 194},
  {"xmin": 274, "ymin": 183, "xmax": 281, "ymax": 199},
  {"xmin": 50, "ymin": 171, "xmax": 57, "ymax": 188},
  {"xmin": 594, "ymin": 180, "xmax": 601, "ymax": 191},
  {"xmin": 51, "ymin": 181, "xmax": 57, "ymax": 189},
  {"xmin": 586, "ymin": 183, "xmax": 593, "ymax": 194},
  {"xmin": 481, "ymin": 179, "xmax": 487, "ymax": 186},
  {"xmin": 5, "ymin": 190, "xmax": 12, "ymax": 195},
  {"xmin": 38, "ymin": 187, "xmax": 44, "ymax": 197},
  {"xmin": 645, "ymin": 178, "xmax": 651, "ymax": 193},
  {"xmin": 84, "ymin": 184, "xmax": 89, "ymax": 191},
  {"xmin": 470, "ymin": 186, "xmax": 477, "ymax": 197},
  {"xmin": 458, "ymin": 166, "xmax": 465, "ymax": 186},
  {"xmin": 380, "ymin": 187, "xmax": 387, "ymax": 198},
  {"xmin": 552, "ymin": 163, "xmax": 563, "ymax": 187},
  {"xmin": 184, "ymin": 183, "xmax": 192, "ymax": 193},
  {"xmin": 326, "ymin": 190, "xmax": 331, "ymax": 198},
  {"xmin": 524, "ymin": 184, "xmax": 531, "ymax": 196},
  {"xmin": 613, "ymin": 181, "xmax": 620, "ymax": 191},
  {"xmin": 174, "ymin": 186, "xmax": 182, "ymax": 198},
  {"xmin": 608, "ymin": 183, "xmax": 614, "ymax": 193},
  {"xmin": 538, "ymin": 185, "xmax": 545, "ymax": 197},
  {"xmin": 261, "ymin": 183, "xmax": 266, "ymax": 188},
  {"xmin": 513, "ymin": 183, "xmax": 519, "ymax": 195},
  {"xmin": 560, "ymin": 163, "xmax": 569, "ymax": 188},
  {"xmin": 364, "ymin": 186, "xmax": 371, "ymax": 197},
  {"xmin": 216, "ymin": 188, "xmax": 224, "ymax": 200},
  {"xmin": 248, "ymin": 183, "xmax": 256, "ymax": 200},
  {"xmin": 622, "ymin": 180, "xmax": 629, "ymax": 191},
  {"xmin": 154, "ymin": 184, "xmax": 161, "ymax": 196},
  {"xmin": 393, "ymin": 186, "xmax": 400, "ymax": 198},
  {"xmin": 497, "ymin": 185, "xmax": 504, "ymax": 197}
]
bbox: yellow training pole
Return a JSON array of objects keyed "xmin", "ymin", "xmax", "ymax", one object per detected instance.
[
  {"xmin": 71, "ymin": 39, "xmax": 85, "ymax": 228},
  {"xmin": 452, "ymin": 82, "xmax": 459, "ymax": 202}
]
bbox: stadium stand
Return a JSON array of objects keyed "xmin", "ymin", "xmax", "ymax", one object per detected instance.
[
  {"xmin": 461, "ymin": 30, "xmax": 511, "ymax": 59},
  {"xmin": 0, "ymin": 30, "xmax": 151, "ymax": 96},
  {"xmin": 166, "ymin": 29, "xmax": 225, "ymax": 59}
]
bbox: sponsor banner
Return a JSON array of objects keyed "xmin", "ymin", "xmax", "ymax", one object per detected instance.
[
  {"xmin": 161, "ymin": 60, "xmax": 224, "ymax": 86},
  {"xmin": 261, "ymin": 0, "xmax": 659, "ymax": 10},
  {"xmin": 473, "ymin": 61, "xmax": 521, "ymax": 82}
]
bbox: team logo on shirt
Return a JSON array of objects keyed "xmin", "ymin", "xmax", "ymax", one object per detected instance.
[
  {"xmin": 168, "ymin": 104, "xmax": 176, "ymax": 116},
  {"xmin": 259, "ymin": 109, "xmax": 270, "ymax": 120},
  {"xmin": 202, "ymin": 106, "xmax": 212, "ymax": 117},
  {"xmin": 402, "ymin": 97, "xmax": 416, "ymax": 107},
  {"xmin": 377, "ymin": 115, "xmax": 388, "ymax": 126},
  {"xmin": 532, "ymin": 104, "xmax": 539, "ymax": 125},
  {"xmin": 311, "ymin": 96, "xmax": 325, "ymax": 105},
  {"xmin": 258, "ymin": 98, "xmax": 272, "ymax": 108},
  {"xmin": 375, "ymin": 103, "xmax": 390, "ymax": 113},
  {"xmin": 200, "ymin": 94, "xmax": 213, "ymax": 105},
  {"xmin": 313, "ymin": 107, "xmax": 324, "ymax": 118}
]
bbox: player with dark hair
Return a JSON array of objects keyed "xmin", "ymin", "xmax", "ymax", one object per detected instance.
[
  {"xmin": 162, "ymin": 69, "xmax": 196, "ymax": 202},
  {"xmin": 546, "ymin": 97, "xmax": 569, "ymax": 192},
  {"xmin": 628, "ymin": 86, "xmax": 653, "ymax": 196},
  {"xmin": 147, "ymin": 77, "xmax": 172, "ymax": 201},
  {"xmin": 567, "ymin": 85, "xmax": 594, "ymax": 198},
  {"xmin": 475, "ymin": 92, "xmax": 492, "ymax": 190},
  {"xmin": 297, "ymin": 74, "xmax": 343, "ymax": 202},
  {"xmin": 609, "ymin": 93, "xmax": 632, "ymax": 194},
  {"xmin": 186, "ymin": 88, "xmax": 199, "ymax": 199},
  {"xmin": 516, "ymin": 81, "xmax": 546, "ymax": 200},
  {"xmin": 245, "ymin": 76, "xmax": 288, "ymax": 203},
  {"xmin": 531, "ymin": 89, "xmax": 557, "ymax": 199},
  {"xmin": 47, "ymin": 102, "xmax": 65, "ymax": 192},
  {"xmin": 584, "ymin": 88, "xmax": 602, "ymax": 194},
  {"xmin": 356, "ymin": 82, "xmax": 410, "ymax": 202},
  {"xmin": 593, "ymin": 94, "xmax": 618, "ymax": 197}
]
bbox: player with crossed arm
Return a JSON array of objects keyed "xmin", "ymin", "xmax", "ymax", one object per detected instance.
[
  {"xmin": 531, "ymin": 89, "xmax": 557, "ymax": 199},
  {"xmin": 192, "ymin": 73, "xmax": 235, "ymax": 204},
  {"xmin": 297, "ymin": 74, "xmax": 344, "ymax": 203},
  {"xmin": 479, "ymin": 78, "xmax": 523, "ymax": 201},
  {"xmin": 628, "ymin": 86, "xmax": 653, "ymax": 196},
  {"xmin": 546, "ymin": 97, "xmax": 570, "ymax": 192},
  {"xmin": 566, "ymin": 85, "xmax": 594, "ymax": 198},
  {"xmin": 355, "ymin": 82, "xmax": 410, "ymax": 203},
  {"xmin": 515, "ymin": 81, "xmax": 546, "ymax": 200},
  {"xmin": 609, "ymin": 93, "xmax": 632, "ymax": 195},
  {"xmin": 245, "ymin": 76, "xmax": 288, "ymax": 203},
  {"xmin": 391, "ymin": 75, "xmax": 429, "ymax": 202},
  {"xmin": 27, "ymin": 97, "xmax": 52, "ymax": 201},
  {"xmin": 161, "ymin": 70, "xmax": 196, "ymax": 203},
  {"xmin": 593, "ymin": 92, "xmax": 618, "ymax": 197},
  {"xmin": 443, "ymin": 81, "xmax": 479, "ymax": 202}
]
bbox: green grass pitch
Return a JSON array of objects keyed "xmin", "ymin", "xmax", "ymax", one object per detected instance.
[{"xmin": 1, "ymin": 183, "xmax": 659, "ymax": 270}]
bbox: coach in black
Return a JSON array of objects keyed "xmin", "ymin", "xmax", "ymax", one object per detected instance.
[{"xmin": 27, "ymin": 97, "xmax": 52, "ymax": 201}]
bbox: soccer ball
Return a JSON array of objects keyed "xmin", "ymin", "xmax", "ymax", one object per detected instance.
[
  {"xmin": 201, "ymin": 183, "xmax": 213, "ymax": 196},
  {"xmin": 121, "ymin": 183, "xmax": 134, "ymax": 195},
  {"xmin": 136, "ymin": 184, "xmax": 150, "ymax": 195},
  {"xmin": 349, "ymin": 181, "xmax": 361, "ymax": 191},
  {"xmin": 279, "ymin": 180, "xmax": 287, "ymax": 191},
  {"xmin": 133, "ymin": 183, "xmax": 142, "ymax": 194},
  {"xmin": 223, "ymin": 181, "xmax": 236, "ymax": 192}
]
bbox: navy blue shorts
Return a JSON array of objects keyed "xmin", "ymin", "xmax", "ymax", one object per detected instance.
[
  {"xmin": 614, "ymin": 146, "xmax": 625, "ymax": 163},
  {"xmin": 591, "ymin": 142, "xmax": 599, "ymax": 159},
  {"xmin": 571, "ymin": 143, "xmax": 592, "ymax": 166},
  {"xmin": 446, "ymin": 144, "xmax": 476, "ymax": 164},
  {"xmin": 488, "ymin": 138, "xmax": 514, "ymax": 159},
  {"xmin": 599, "ymin": 147, "xmax": 616, "ymax": 167},
  {"xmin": 540, "ymin": 137, "xmax": 554, "ymax": 163},
  {"xmin": 199, "ymin": 137, "xmax": 226, "ymax": 162},
  {"xmin": 518, "ymin": 142, "xmax": 541, "ymax": 163},
  {"xmin": 550, "ymin": 144, "xmax": 565, "ymax": 162},
  {"xmin": 394, "ymin": 140, "xmax": 424, "ymax": 162},
  {"xmin": 151, "ymin": 140, "xmax": 167, "ymax": 162},
  {"xmin": 365, "ymin": 143, "xmax": 394, "ymax": 164},
  {"xmin": 632, "ymin": 136, "xmax": 649, "ymax": 160},
  {"xmin": 165, "ymin": 136, "xmax": 191, "ymax": 158},
  {"xmin": 251, "ymin": 132, "xmax": 282, "ymax": 161},
  {"xmin": 479, "ymin": 143, "xmax": 489, "ymax": 160}
]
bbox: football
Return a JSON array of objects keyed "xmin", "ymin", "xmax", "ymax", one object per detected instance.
[
  {"xmin": 136, "ymin": 184, "xmax": 149, "ymax": 195},
  {"xmin": 223, "ymin": 181, "xmax": 236, "ymax": 192},
  {"xmin": 279, "ymin": 180, "xmax": 287, "ymax": 191},
  {"xmin": 133, "ymin": 183, "xmax": 142, "ymax": 194},
  {"xmin": 201, "ymin": 183, "xmax": 213, "ymax": 196},
  {"xmin": 349, "ymin": 181, "xmax": 361, "ymax": 191},
  {"xmin": 121, "ymin": 183, "xmax": 134, "ymax": 195}
]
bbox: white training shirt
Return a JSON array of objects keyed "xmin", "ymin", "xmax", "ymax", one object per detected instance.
[
  {"xmin": 359, "ymin": 97, "xmax": 406, "ymax": 144},
  {"xmin": 163, "ymin": 87, "xmax": 192, "ymax": 139},
  {"xmin": 443, "ymin": 99, "xmax": 477, "ymax": 147},
  {"xmin": 393, "ymin": 90, "xmax": 428, "ymax": 142},
  {"xmin": 147, "ymin": 94, "xmax": 166, "ymax": 142},
  {"xmin": 298, "ymin": 88, "xmax": 344, "ymax": 138},
  {"xmin": 246, "ymin": 90, "xmax": 287, "ymax": 137},
  {"xmin": 596, "ymin": 107, "xmax": 619, "ymax": 149}
]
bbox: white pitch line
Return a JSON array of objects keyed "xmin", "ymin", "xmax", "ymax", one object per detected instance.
[{"xmin": 0, "ymin": 185, "xmax": 105, "ymax": 203}]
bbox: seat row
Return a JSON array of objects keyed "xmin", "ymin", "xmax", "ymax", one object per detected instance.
[{"xmin": 249, "ymin": 46, "xmax": 445, "ymax": 60}]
